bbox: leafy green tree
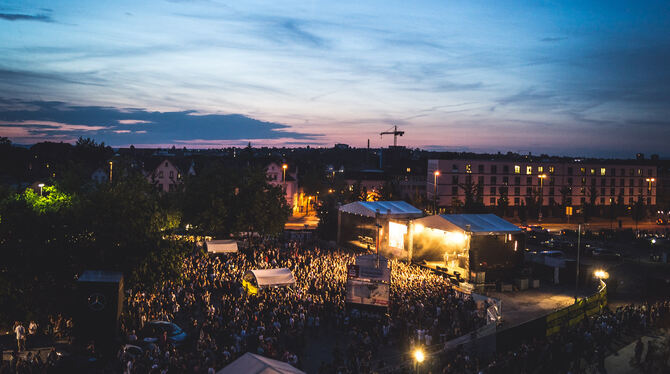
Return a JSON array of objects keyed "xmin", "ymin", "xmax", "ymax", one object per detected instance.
[
  {"xmin": 316, "ymin": 194, "xmax": 339, "ymax": 241},
  {"xmin": 631, "ymin": 194, "xmax": 646, "ymax": 231},
  {"xmin": 459, "ymin": 180, "xmax": 485, "ymax": 213},
  {"xmin": 497, "ymin": 191, "xmax": 509, "ymax": 217}
]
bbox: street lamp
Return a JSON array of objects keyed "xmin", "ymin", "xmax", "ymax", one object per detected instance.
[
  {"xmin": 538, "ymin": 174, "xmax": 547, "ymax": 221},
  {"xmin": 282, "ymin": 164, "xmax": 288, "ymax": 188},
  {"xmin": 413, "ymin": 348, "xmax": 425, "ymax": 373},
  {"xmin": 575, "ymin": 223, "xmax": 589, "ymax": 301},
  {"xmin": 646, "ymin": 178, "xmax": 655, "ymax": 193},
  {"xmin": 38, "ymin": 183, "xmax": 44, "ymax": 196},
  {"xmin": 109, "ymin": 161, "xmax": 113, "ymax": 183},
  {"xmin": 433, "ymin": 170, "xmax": 440, "ymax": 214}
]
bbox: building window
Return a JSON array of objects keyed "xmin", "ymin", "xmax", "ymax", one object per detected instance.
[
  {"xmin": 610, "ymin": 188, "xmax": 615, "ymax": 195},
  {"xmin": 581, "ymin": 177, "xmax": 586, "ymax": 185},
  {"xmin": 514, "ymin": 176, "xmax": 520, "ymax": 185},
  {"xmin": 629, "ymin": 188, "xmax": 633, "ymax": 195},
  {"xmin": 567, "ymin": 167, "xmax": 573, "ymax": 175},
  {"xmin": 549, "ymin": 166, "xmax": 555, "ymax": 174},
  {"xmin": 490, "ymin": 197, "xmax": 496, "ymax": 204},
  {"xmin": 580, "ymin": 187, "xmax": 585, "ymax": 194},
  {"xmin": 619, "ymin": 188, "xmax": 624, "ymax": 196},
  {"xmin": 637, "ymin": 169, "xmax": 642, "ymax": 175},
  {"xmin": 567, "ymin": 177, "xmax": 573, "ymax": 185},
  {"xmin": 610, "ymin": 168, "xmax": 616, "ymax": 176},
  {"xmin": 648, "ymin": 169, "xmax": 652, "ymax": 176},
  {"xmin": 452, "ymin": 176, "xmax": 458, "ymax": 184},
  {"xmin": 491, "ymin": 165, "xmax": 497, "ymax": 174},
  {"xmin": 490, "ymin": 187, "xmax": 496, "ymax": 195},
  {"xmin": 514, "ymin": 187, "xmax": 520, "ymax": 195},
  {"xmin": 600, "ymin": 168, "xmax": 606, "ymax": 176},
  {"xmin": 526, "ymin": 166, "xmax": 532, "ymax": 175},
  {"xmin": 514, "ymin": 197, "xmax": 520, "ymax": 205},
  {"xmin": 478, "ymin": 165, "xmax": 484, "ymax": 173},
  {"xmin": 600, "ymin": 197, "xmax": 604, "ymax": 205},
  {"xmin": 158, "ymin": 171, "xmax": 164, "ymax": 178},
  {"xmin": 478, "ymin": 176, "xmax": 484, "ymax": 185},
  {"xmin": 466, "ymin": 164, "xmax": 472, "ymax": 173},
  {"xmin": 503, "ymin": 176, "xmax": 508, "ymax": 185},
  {"xmin": 169, "ymin": 171, "xmax": 174, "ymax": 178},
  {"xmin": 629, "ymin": 178, "xmax": 634, "ymax": 186},
  {"xmin": 610, "ymin": 179, "xmax": 615, "ymax": 187},
  {"xmin": 581, "ymin": 197, "xmax": 585, "ymax": 204},
  {"xmin": 503, "ymin": 165, "xmax": 509, "ymax": 174},
  {"xmin": 580, "ymin": 167, "xmax": 586, "ymax": 175},
  {"xmin": 549, "ymin": 188, "xmax": 555, "ymax": 195},
  {"xmin": 514, "ymin": 165, "xmax": 520, "ymax": 174},
  {"xmin": 629, "ymin": 169, "xmax": 634, "ymax": 176},
  {"xmin": 538, "ymin": 166, "xmax": 543, "ymax": 173},
  {"xmin": 600, "ymin": 188, "xmax": 605, "ymax": 195},
  {"xmin": 526, "ymin": 177, "xmax": 532, "ymax": 185},
  {"xmin": 601, "ymin": 179, "xmax": 606, "ymax": 186},
  {"xmin": 158, "ymin": 184, "xmax": 163, "ymax": 191},
  {"xmin": 526, "ymin": 187, "xmax": 532, "ymax": 195},
  {"xmin": 165, "ymin": 162, "xmax": 168, "ymax": 167},
  {"xmin": 647, "ymin": 197, "xmax": 651, "ymax": 204},
  {"xmin": 500, "ymin": 187, "xmax": 508, "ymax": 195},
  {"xmin": 491, "ymin": 176, "xmax": 497, "ymax": 185},
  {"xmin": 451, "ymin": 186, "xmax": 458, "ymax": 195},
  {"xmin": 452, "ymin": 164, "xmax": 458, "ymax": 172},
  {"xmin": 169, "ymin": 183, "xmax": 176, "ymax": 192},
  {"xmin": 591, "ymin": 178, "xmax": 596, "ymax": 186}
]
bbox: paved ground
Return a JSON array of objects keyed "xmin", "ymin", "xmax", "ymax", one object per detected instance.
[
  {"xmin": 285, "ymin": 214, "xmax": 319, "ymax": 230},
  {"xmin": 605, "ymin": 329, "xmax": 670, "ymax": 374},
  {"xmin": 488, "ymin": 285, "xmax": 587, "ymax": 327}
]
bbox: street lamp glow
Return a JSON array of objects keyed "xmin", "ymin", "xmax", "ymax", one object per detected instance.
[
  {"xmin": 413, "ymin": 348, "xmax": 425, "ymax": 363},
  {"xmin": 434, "ymin": 170, "xmax": 440, "ymax": 176},
  {"xmin": 594, "ymin": 270, "xmax": 609, "ymax": 279},
  {"xmin": 38, "ymin": 183, "xmax": 45, "ymax": 196}
]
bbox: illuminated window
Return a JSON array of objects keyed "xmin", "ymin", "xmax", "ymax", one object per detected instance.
[
  {"xmin": 580, "ymin": 167, "xmax": 585, "ymax": 175},
  {"xmin": 549, "ymin": 166, "xmax": 555, "ymax": 174},
  {"xmin": 590, "ymin": 169, "xmax": 595, "ymax": 175},
  {"xmin": 406, "ymin": 167, "xmax": 411, "ymax": 172},
  {"xmin": 526, "ymin": 166, "xmax": 532, "ymax": 175},
  {"xmin": 514, "ymin": 165, "xmax": 520, "ymax": 174},
  {"xmin": 466, "ymin": 164, "xmax": 472, "ymax": 173},
  {"xmin": 538, "ymin": 166, "xmax": 543, "ymax": 173}
]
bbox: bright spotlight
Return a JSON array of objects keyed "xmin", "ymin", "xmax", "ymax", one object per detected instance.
[
  {"xmin": 414, "ymin": 224, "xmax": 424, "ymax": 234},
  {"xmin": 594, "ymin": 270, "xmax": 609, "ymax": 279},
  {"xmin": 413, "ymin": 348, "xmax": 425, "ymax": 363}
]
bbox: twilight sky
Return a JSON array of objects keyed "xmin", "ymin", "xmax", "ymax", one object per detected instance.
[{"xmin": 1, "ymin": 0, "xmax": 669, "ymax": 157}]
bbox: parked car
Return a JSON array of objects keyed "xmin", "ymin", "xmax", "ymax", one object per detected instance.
[
  {"xmin": 539, "ymin": 250, "xmax": 566, "ymax": 258},
  {"xmin": 591, "ymin": 248, "xmax": 621, "ymax": 259},
  {"xmin": 142, "ymin": 321, "xmax": 187, "ymax": 346}
]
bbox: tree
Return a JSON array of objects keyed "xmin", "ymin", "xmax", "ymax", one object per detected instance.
[
  {"xmin": 497, "ymin": 191, "xmax": 509, "ymax": 217},
  {"xmin": 316, "ymin": 194, "xmax": 339, "ymax": 241},
  {"xmin": 631, "ymin": 194, "xmax": 646, "ymax": 232},
  {"xmin": 459, "ymin": 180, "xmax": 485, "ymax": 213},
  {"xmin": 559, "ymin": 186, "xmax": 572, "ymax": 217}
]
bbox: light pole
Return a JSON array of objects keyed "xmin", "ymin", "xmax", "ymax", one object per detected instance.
[
  {"xmin": 538, "ymin": 174, "xmax": 547, "ymax": 221},
  {"xmin": 646, "ymin": 178, "xmax": 655, "ymax": 193},
  {"xmin": 575, "ymin": 223, "xmax": 588, "ymax": 301},
  {"xmin": 38, "ymin": 183, "xmax": 44, "ymax": 196},
  {"xmin": 433, "ymin": 170, "xmax": 440, "ymax": 214},
  {"xmin": 282, "ymin": 164, "xmax": 287, "ymax": 189},
  {"xmin": 109, "ymin": 161, "xmax": 113, "ymax": 183}
]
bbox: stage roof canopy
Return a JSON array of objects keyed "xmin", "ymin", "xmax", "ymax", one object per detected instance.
[
  {"xmin": 339, "ymin": 201, "xmax": 423, "ymax": 218},
  {"xmin": 205, "ymin": 239, "xmax": 238, "ymax": 253},
  {"xmin": 217, "ymin": 352, "xmax": 305, "ymax": 374},
  {"xmin": 245, "ymin": 268, "xmax": 296, "ymax": 287},
  {"xmin": 414, "ymin": 214, "xmax": 521, "ymax": 236}
]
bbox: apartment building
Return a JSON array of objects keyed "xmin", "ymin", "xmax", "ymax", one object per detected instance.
[{"xmin": 428, "ymin": 159, "xmax": 657, "ymax": 208}]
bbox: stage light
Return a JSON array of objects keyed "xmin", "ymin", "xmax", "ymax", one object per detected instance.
[
  {"xmin": 445, "ymin": 231, "xmax": 467, "ymax": 244},
  {"xmin": 414, "ymin": 224, "xmax": 424, "ymax": 233}
]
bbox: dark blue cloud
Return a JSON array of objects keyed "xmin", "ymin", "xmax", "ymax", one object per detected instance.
[
  {"xmin": 0, "ymin": 13, "xmax": 53, "ymax": 22},
  {"xmin": 0, "ymin": 98, "xmax": 320, "ymax": 146}
]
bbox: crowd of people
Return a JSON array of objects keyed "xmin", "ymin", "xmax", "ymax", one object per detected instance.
[
  {"xmin": 0, "ymin": 316, "xmax": 72, "ymax": 374},
  {"xmin": 436, "ymin": 300, "xmax": 670, "ymax": 374},
  {"xmin": 116, "ymin": 238, "xmax": 485, "ymax": 373}
]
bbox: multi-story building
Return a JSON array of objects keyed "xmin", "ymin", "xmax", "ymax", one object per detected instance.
[
  {"xmin": 428, "ymin": 158, "xmax": 657, "ymax": 209},
  {"xmin": 266, "ymin": 162, "xmax": 301, "ymax": 214}
]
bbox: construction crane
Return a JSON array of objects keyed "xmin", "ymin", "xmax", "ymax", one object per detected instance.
[{"xmin": 380, "ymin": 125, "xmax": 405, "ymax": 147}]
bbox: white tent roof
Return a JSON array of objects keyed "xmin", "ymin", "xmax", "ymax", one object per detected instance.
[
  {"xmin": 246, "ymin": 268, "xmax": 296, "ymax": 287},
  {"xmin": 206, "ymin": 239, "xmax": 238, "ymax": 253},
  {"xmin": 415, "ymin": 214, "xmax": 521, "ymax": 236},
  {"xmin": 339, "ymin": 201, "xmax": 423, "ymax": 218},
  {"xmin": 217, "ymin": 352, "xmax": 305, "ymax": 374}
]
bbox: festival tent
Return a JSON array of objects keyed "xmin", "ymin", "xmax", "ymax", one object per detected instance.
[
  {"xmin": 338, "ymin": 200, "xmax": 423, "ymax": 218},
  {"xmin": 205, "ymin": 239, "xmax": 238, "ymax": 253},
  {"xmin": 216, "ymin": 352, "xmax": 305, "ymax": 374},
  {"xmin": 244, "ymin": 268, "xmax": 296, "ymax": 288}
]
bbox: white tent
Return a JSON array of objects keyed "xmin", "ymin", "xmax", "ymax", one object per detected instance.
[
  {"xmin": 244, "ymin": 268, "xmax": 296, "ymax": 287},
  {"xmin": 338, "ymin": 201, "xmax": 423, "ymax": 218},
  {"xmin": 217, "ymin": 352, "xmax": 305, "ymax": 374},
  {"xmin": 205, "ymin": 239, "xmax": 238, "ymax": 253}
]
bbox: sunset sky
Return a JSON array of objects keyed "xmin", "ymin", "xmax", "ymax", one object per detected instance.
[{"xmin": 1, "ymin": 0, "xmax": 669, "ymax": 157}]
